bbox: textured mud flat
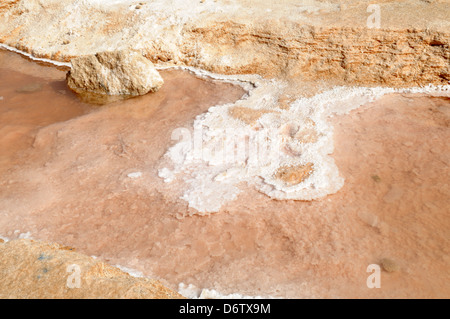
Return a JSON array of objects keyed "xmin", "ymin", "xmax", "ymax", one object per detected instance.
[{"xmin": 0, "ymin": 48, "xmax": 449, "ymax": 298}]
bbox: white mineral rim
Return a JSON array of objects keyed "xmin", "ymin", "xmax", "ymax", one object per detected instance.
[{"xmin": 159, "ymin": 83, "xmax": 450, "ymax": 213}]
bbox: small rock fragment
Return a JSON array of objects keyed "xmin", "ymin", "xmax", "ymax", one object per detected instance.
[
  {"xmin": 228, "ymin": 106, "xmax": 276, "ymax": 125},
  {"xmin": 275, "ymin": 163, "xmax": 314, "ymax": 186},
  {"xmin": 380, "ymin": 258, "xmax": 400, "ymax": 273},
  {"xmin": 371, "ymin": 174, "xmax": 381, "ymax": 182},
  {"xmin": 67, "ymin": 49, "xmax": 164, "ymax": 97}
]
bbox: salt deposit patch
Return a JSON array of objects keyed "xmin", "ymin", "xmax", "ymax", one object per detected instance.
[
  {"xmin": 159, "ymin": 83, "xmax": 450, "ymax": 213},
  {"xmin": 178, "ymin": 283, "xmax": 269, "ymax": 299},
  {"xmin": 127, "ymin": 171, "xmax": 142, "ymax": 179}
]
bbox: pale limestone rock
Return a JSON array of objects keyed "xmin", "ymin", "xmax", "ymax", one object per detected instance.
[
  {"xmin": 67, "ymin": 50, "xmax": 163, "ymax": 96},
  {"xmin": 0, "ymin": 239, "xmax": 183, "ymax": 299}
]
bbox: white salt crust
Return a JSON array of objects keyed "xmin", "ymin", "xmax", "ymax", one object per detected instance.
[
  {"xmin": 127, "ymin": 171, "xmax": 143, "ymax": 179},
  {"xmin": 160, "ymin": 82, "xmax": 450, "ymax": 213},
  {"xmin": 0, "ymin": 232, "xmax": 33, "ymax": 242},
  {"xmin": 0, "ymin": 43, "xmax": 71, "ymax": 67},
  {"xmin": 178, "ymin": 283, "xmax": 270, "ymax": 299}
]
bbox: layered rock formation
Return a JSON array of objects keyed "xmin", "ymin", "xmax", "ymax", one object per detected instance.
[
  {"xmin": 67, "ymin": 50, "xmax": 164, "ymax": 96},
  {"xmin": 0, "ymin": 0, "xmax": 448, "ymax": 87}
]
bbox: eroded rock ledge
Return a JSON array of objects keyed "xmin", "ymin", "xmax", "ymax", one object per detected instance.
[
  {"xmin": 183, "ymin": 24, "xmax": 450, "ymax": 86},
  {"xmin": 0, "ymin": 238, "xmax": 183, "ymax": 299},
  {"xmin": 0, "ymin": 0, "xmax": 448, "ymax": 87}
]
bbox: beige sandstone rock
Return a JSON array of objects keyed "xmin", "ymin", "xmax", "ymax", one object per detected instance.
[
  {"xmin": 66, "ymin": 50, "xmax": 164, "ymax": 96},
  {"xmin": 380, "ymin": 258, "xmax": 400, "ymax": 273},
  {"xmin": 0, "ymin": 239, "xmax": 183, "ymax": 299}
]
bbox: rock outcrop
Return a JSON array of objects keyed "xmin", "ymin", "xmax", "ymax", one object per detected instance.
[
  {"xmin": 0, "ymin": 0, "xmax": 449, "ymax": 87},
  {"xmin": 0, "ymin": 239, "xmax": 183, "ymax": 299},
  {"xmin": 66, "ymin": 50, "xmax": 164, "ymax": 96}
]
